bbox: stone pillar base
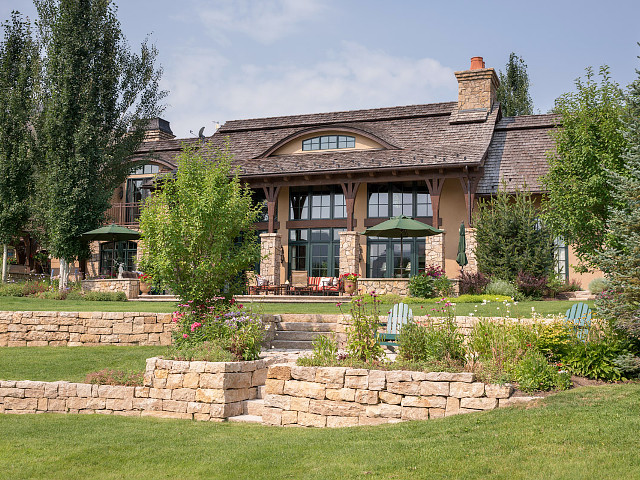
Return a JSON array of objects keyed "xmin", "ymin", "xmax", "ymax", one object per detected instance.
[
  {"xmin": 425, "ymin": 232, "xmax": 445, "ymax": 269},
  {"xmin": 260, "ymin": 233, "xmax": 282, "ymax": 286},
  {"xmin": 339, "ymin": 231, "xmax": 361, "ymax": 277}
]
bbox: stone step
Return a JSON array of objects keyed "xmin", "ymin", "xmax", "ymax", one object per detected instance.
[
  {"xmin": 269, "ymin": 340, "xmax": 314, "ymax": 350},
  {"xmin": 277, "ymin": 314, "xmax": 343, "ymax": 323},
  {"xmin": 227, "ymin": 414, "xmax": 263, "ymax": 424},
  {"xmin": 277, "ymin": 322, "xmax": 337, "ymax": 332},
  {"xmin": 244, "ymin": 399, "xmax": 264, "ymax": 416},
  {"xmin": 274, "ymin": 330, "xmax": 331, "ymax": 342}
]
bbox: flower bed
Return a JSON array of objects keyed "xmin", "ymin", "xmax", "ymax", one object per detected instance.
[{"xmin": 262, "ymin": 364, "xmax": 526, "ymax": 428}]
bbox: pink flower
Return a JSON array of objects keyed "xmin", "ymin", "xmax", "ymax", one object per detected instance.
[
  {"xmin": 183, "ymin": 333, "xmax": 189, "ymax": 339},
  {"xmin": 237, "ymin": 304, "xmax": 243, "ymax": 309},
  {"xmin": 190, "ymin": 322, "xmax": 202, "ymax": 332}
]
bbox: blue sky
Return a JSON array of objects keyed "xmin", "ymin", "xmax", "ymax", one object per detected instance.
[{"xmin": 4, "ymin": 0, "xmax": 640, "ymax": 138}]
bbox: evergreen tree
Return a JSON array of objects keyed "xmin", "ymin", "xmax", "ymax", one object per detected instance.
[
  {"xmin": 542, "ymin": 67, "xmax": 627, "ymax": 271},
  {"xmin": 0, "ymin": 12, "xmax": 39, "ymax": 283},
  {"xmin": 33, "ymin": 0, "xmax": 166, "ymax": 289},
  {"xmin": 595, "ymin": 60, "xmax": 640, "ymax": 339},
  {"xmin": 497, "ymin": 52, "xmax": 534, "ymax": 116},
  {"xmin": 474, "ymin": 187, "xmax": 554, "ymax": 282}
]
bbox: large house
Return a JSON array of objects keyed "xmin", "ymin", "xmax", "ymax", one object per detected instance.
[{"xmin": 91, "ymin": 56, "xmax": 599, "ymax": 292}]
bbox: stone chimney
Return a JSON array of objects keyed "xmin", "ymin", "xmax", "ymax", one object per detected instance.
[
  {"xmin": 454, "ymin": 57, "xmax": 500, "ymax": 111},
  {"xmin": 142, "ymin": 118, "xmax": 175, "ymax": 141}
]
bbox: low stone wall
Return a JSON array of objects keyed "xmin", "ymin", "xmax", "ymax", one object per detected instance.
[
  {"xmin": 81, "ymin": 279, "xmax": 140, "ymax": 299},
  {"xmin": 0, "ymin": 311, "xmax": 174, "ymax": 347},
  {"xmin": 357, "ymin": 278, "xmax": 410, "ymax": 296},
  {"xmin": 263, "ymin": 365, "xmax": 522, "ymax": 427},
  {"xmin": 0, "ymin": 357, "xmax": 269, "ymax": 421}
]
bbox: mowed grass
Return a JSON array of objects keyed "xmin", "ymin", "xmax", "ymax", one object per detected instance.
[
  {"xmin": 0, "ymin": 295, "xmax": 592, "ymax": 317},
  {"xmin": 0, "ymin": 384, "xmax": 638, "ymax": 479},
  {"xmin": 0, "ymin": 346, "xmax": 167, "ymax": 383}
]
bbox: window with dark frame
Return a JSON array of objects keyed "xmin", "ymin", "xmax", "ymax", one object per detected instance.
[
  {"xmin": 289, "ymin": 228, "xmax": 344, "ymax": 277},
  {"xmin": 366, "ymin": 236, "xmax": 426, "ymax": 278},
  {"xmin": 289, "ymin": 186, "xmax": 346, "ymax": 221},
  {"xmin": 99, "ymin": 241, "xmax": 138, "ymax": 276},
  {"xmin": 302, "ymin": 135, "xmax": 356, "ymax": 151},
  {"xmin": 368, "ymin": 182, "xmax": 432, "ymax": 219}
]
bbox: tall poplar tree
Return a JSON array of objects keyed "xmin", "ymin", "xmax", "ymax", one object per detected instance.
[
  {"xmin": 34, "ymin": 0, "xmax": 166, "ymax": 289},
  {"xmin": 0, "ymin": 12, "xmax": 39, "ymax": 283},
  {"xmin": 497, "ymin": 52, "xmax": 534, "ymax": 116}
]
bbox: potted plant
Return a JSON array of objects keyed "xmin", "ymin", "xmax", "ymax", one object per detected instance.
[
  {"xmin": 340, "ymin": 273, "xmax": 360, "ymax": 295},
  {"xmin": 138, "ymin": 272, "xmax": 152, "ymax": 295}
]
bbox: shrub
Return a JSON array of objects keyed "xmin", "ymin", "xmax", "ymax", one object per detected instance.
[
  {"xmin": 485, "ymin": 279, "xmax": 518, "ymax": 298},
  {"xmin": 515, "ymin": 350, "xmax": 572, "ymax": 392},
  {"xmin": 563, "ymin": 342, "xmax": 623, "ymax": 381},
  {"xmin": 408, "ymin": 273, "xmax": 435, "ymax": 298},
  {"xmin": 398, "ymin": 318, "xmax": 465, "ymax": 364},
  {"xmin": 339, "ymin": 295, "xmax": 384, "ymax": 362},
  {"xmin": 534, "ymin": 321, "xmax": 574, "ymax": 360},
  {"xmin": 85, "ymin": 369, "xmax": 144, "ymax": 386},
  {"xmin": 434, "ymin": 276, "xmax": 453, "ymax": 297},
  {"xmin": 458, "ymin": 271, "xmax": 490, "ymax": 295},
  {"xmin": 0, "ymin": 282, "xmax": 26, "ymax": 296},
  {"xmin": 613, "ymin": 353, "xmax": 640, "ymax": 378},
  {"xmin": 83, "ymin": 291, "xmax": 128, "ymax": 302},
  {"xmin": 298, "ymin": 334, "xmax": 340, "ymax": 366},
  {"xmin": 516, "ymin": 271, "xmax": 547, "ymax": 298},
  {"xmin": 171, "ymin": 299, "xmax": 265, "ymax": 361},
  {"xmin": 166, "ymin": 340, "xmax": 236, "ymax": 362},
  {"xmin": 588, "ymin": 278, "xmax": 608, "ymax": 295}
]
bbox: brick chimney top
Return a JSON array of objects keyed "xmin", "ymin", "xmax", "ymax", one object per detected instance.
[{"xmin": 470, "ymin": 56, "xmax": 485, "ymax": 70}]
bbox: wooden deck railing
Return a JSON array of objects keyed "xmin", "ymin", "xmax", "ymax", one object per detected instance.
[{"xmin": 105, "ymin": 202, "xmax": 142, "ymax": 226}]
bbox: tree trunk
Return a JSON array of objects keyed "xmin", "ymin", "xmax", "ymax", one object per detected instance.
[
  {"xmin": 59, "ymin": 258, "xmax": 69, "ymax": 290},
  {"xmin": 1, "ymin": 244, "xmax": 7, "ymax": 283}
]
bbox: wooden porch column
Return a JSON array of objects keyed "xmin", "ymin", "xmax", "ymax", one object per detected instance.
[
  {"xmin": 424, "ymin": 177, "xmax": 445, "ymax": 228},
  {"xmin": 262, "ymin": 186, "xmax": 281, "ymax": 233},
  {"xmin": 341, "ymin": 182, "xmax": 360, "ymax": 231},
  {"xmin": 459, "ymin": 175, "xmax": 481, "ymax": 226}
]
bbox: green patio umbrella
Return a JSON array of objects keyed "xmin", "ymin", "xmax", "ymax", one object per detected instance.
[
  {"xmin": 456, "ymin": 222, "xmax": 468, "ymax": 270},
  {"xmin": 362, "ymin": 215, "xmax": 443, "ymax": 277},
  {"xmin": 81, "ymin": 224, "xmax": 141, "ymax": 275}
]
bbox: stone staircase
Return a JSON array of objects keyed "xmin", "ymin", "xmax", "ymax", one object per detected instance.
[
  {"xmin": 228, "ymin": 385, "xmax": 265, "ymax": 424},
  {"xmin": 269, "ymin": 314, "xmax": 341, "ymax": 350}
]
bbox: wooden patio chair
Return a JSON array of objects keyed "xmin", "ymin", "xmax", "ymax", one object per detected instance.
[
  {"xmin": 290, "ymin": 270, "xmax": 310, "ymax": 294},
  {"xmin": 565, "ymin": 302, "xmax": 592, "ymax": 341},
  {"xmin": 378, "ymin": 302, "xmax": 413, "ymax": 348}
]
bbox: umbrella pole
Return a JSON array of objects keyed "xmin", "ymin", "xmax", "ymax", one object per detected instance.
[{"xmin": 400, "ymin": 235, "xmax": 404, "ymax": 278}]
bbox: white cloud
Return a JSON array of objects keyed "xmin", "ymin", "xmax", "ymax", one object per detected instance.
[
  {"xmin": 162, "ymin": 42, "xmax": 457, "ymax": 138},
  {"xmin": 196, "ymin": 0, "xmax": 325, "ymax": 44}
]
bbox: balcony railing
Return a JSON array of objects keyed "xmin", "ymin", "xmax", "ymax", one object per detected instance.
[{"xmin": 105, "ymin": 202, "xmax": 142, "ymax": 226}]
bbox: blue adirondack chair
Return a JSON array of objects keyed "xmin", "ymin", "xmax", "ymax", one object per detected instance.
[
  {"xmin": 565, "ymin": 302, "xmax": 592, "ymax": 341},
  {"xmin": 378, "ymin": 302, "xmax": 413, "ymax": 348}
]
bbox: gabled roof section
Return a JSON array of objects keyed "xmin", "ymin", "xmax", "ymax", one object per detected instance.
[
  {"xmin": 210, "ymin": 101, "xmax": 500, "ymax": 177},
  {"xmin": 478, "ymin": 114, "xmax": 560, "ymax": 194}
]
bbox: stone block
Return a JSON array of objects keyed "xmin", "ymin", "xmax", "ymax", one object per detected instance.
[
  {"xmin": 4, "ymin": 397, "xmax": 38, "ymax": 411},
  {"xmin": 290, "ymin": 396, "xmax": 310, "ymax": 412},
  {"xmin": 429, "ymin": 408, "xmax": 446, "ymax": 418},
  {"xmin": 359, "ymin": 416, "xmax": 397, "ymax": 426},
  {"xmin": 309, "ymin": 399, "xmax": 362, "ymax": 417},
  {"xmin": 165, "ymin": 374, "xmax": 184, "ymax": 389},
  {"xmin": 460, "ymin": 397, "xmax": 497, "ymax": 410},
  {"xmin": 450, "ymin": 382, "xmax": 485, "ymax": 398},
  {"xmin": 182, "ymin": 372, "xmax": 200, "ymax": 389},
  {"xmin": 132, "ymin": 398, "xmax": 163, "ymax": 411},
  {"xmin": 224, "ymin": 372, "xmax": 252, "ymax": 389},
  {"xmin": 162, "ymin": 399, "xmax": 188, "ymax": 413},
  {"xmin": 365, "ymin": 403, "xmax": 402, "ymax": 418},
  {"xmin": 386, "ymin": 371, "xmax": 412, "ymax": 383},
  {"xmin": 281, "ymin": 410, "xmax": 298, "ymax": 425},
  {"xmin": 291, "ymin": 366, "xmax": 317, "ymax": 382},
  {"xmin": 445, "ymin": 397, "xmax": 460, "ymax": 417},
  {"xmin": 76, "ymin": 384, "xmax": 93, "ymax": 398},
  {"xmin": 419, "ymin": 381, "xmax": 450, "ymax": 397},
  {"xmin": 97, "ymin": 385, "xmax": 131, "ymax": 399},
  {"xmin": 141, "ymin": 411, "xmax": 192, "ymax": 420},
  {"xmin": 354, "ymin": 389, "xmax": 378, "ymax": 405},
  {"xmin": 386, "ymin": 381, "xmax": 420, "ymax": 396},
  {"xmin": 149, "ymin": 388, "xmax": 172, "ymax": 400},
  {"xmin": 44, "ymin": 384, "xmax": 59, "ymax": 398},
  {"xmin": 401, "ymin": 396, "xmax": 446, "ymax": 409},
  {"xmin": 325, "ymin": 388, "xmax": 356, "ymax": 402},
  {"xmin": 327, "ymin": 416, "xmax": 359, "ymax": 428},
  {"xmin": 252, "ymin": 368, "xmax": 268, "ymax": 387},
  {"xmin": 0, "ymin": 388, "xmax": 24, "ymax": 398},
  {"xmin": 106, "ymin": 398, "xmax": 133, "ymax": 411},
  {"xmin": 152, "ymin": 378, "xmax": 166, "ymax": 389},
  {"xmin": 172, "ymin": 388, "xmax": 196, "ymax": 402},
  {"xmin": 169, "ymin": 360, "xmax": 190, "ymax": 373},
  {"xmin": 67, "ymin": 397, "xmax": 106, "ymax": 410},
  {"xmin": 37, "ymin": 398, "xmax": 48, "ymax": 411},
  {"xmin": 268, "ymin": 365, "xmax": 292, "ymax": 380},
  {"xmin": 401, "ymin": 407, "xmax": 429, "ymax": 421},
  {"xmin": 188, "ymin": 361, "xmax": 207, "ymax": 373},
  {"xmin": 345, "ymin": 375, "xmax": 368, "ymax": 390},
  {"xmin": 298, "ymin": 411, "xmax": 327, "ymax": 428},
  {"xmin": 283, "ymin": 380, "xmax": 325, "ymax": 400},
  {"xmin": 265, "ymin": 394, "xmax": 291, "ymax": 410},
  {"xmin": 47, "ymin": 399, "xmax": 67, "ymax": 412},
  {"xmin": 367, "ymin": 370, "xmax": 386, "ymax": 391},
  {"xmin": 315, "ymin": 367, "xmax": 346, "ymax": 388},
  {"xmin": 424, "ymin": 372, "xmax": 475, "ymax": 382},
  {"xmin": 262, "ymin": 406, "xmax": 283, "ymax": 426},
  {"xmin": 498, "ymin": 396, "xmax": 540, "ymax": 408},
  {"xmin": 378, "ymin": 391, "xmax": 402, "ymax": 405},
  {"xmin": 485, "ymin": 384, "xmax": 514, "ymax": 399},
  {"xmin": 265, "ymin": 379, "xmax": 284, "ymax": 395},
  {"xmin": 187, "ymin": 402, "xmax": 211, "ymax": 414},
  {"xmin": 59, "ymin": 383, "xmax": 78, "ymax": 397}
]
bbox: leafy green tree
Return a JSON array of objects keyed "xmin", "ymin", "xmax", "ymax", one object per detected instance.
[
  {"xmin": 0, "ymin": 12, "xmax": 39, "ymax": 283},
  {"xmin": 33, "ymin": 0, "xmax": 166, "ymax": 288},
  {"xmin": 542, "ymin": 66, "xmax": 627, "ymax": 271},
  {"xmin": 474, "ymin": 187, "xmax": 554, "ymax": 282},
  {"xmin": 138, "ymin": 143, "xmax": 261, "ymax": 304},
  {"xmin": 595, "ymin": 63, "xmax": 640, "ymax": 340},
  {"xmin": 497, "ymin": 52, "xmax": 534, "ymax": 116}
]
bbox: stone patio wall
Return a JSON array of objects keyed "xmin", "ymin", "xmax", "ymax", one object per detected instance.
[
  {"xmin": 263, "ymin": 365, "xmax": 522, "ymax": 428},
  {"xmin": 0, "ymin": 357, "xmax": 270, "ymax": 421},
  {"xmin": 81, "ymin": 279, "xmax": 140, "ymax": 299}
]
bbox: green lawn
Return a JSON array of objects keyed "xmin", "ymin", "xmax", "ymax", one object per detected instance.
[
  {"xmin": 0, "ymin": 295, "xmax": 592, "ymax": 318},
  {"xmin": 0, "ymin": 384, "xmax": 638, "ymax": 479},
  {"xmin": 0, "ymin": 346, "xmax": 167, "ymax": 383}
]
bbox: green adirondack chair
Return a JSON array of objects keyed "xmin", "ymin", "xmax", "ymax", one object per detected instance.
[
  {"xmin": 565, "ymin": 302, "xmax": 592, "ymax": 341},
  {"xmin": 378, "ymin": 302, "xmax": 413, "ymax": 348}
]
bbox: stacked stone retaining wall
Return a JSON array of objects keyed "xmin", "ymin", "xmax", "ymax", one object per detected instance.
[
  {"xmin": 81, "ymin": 279, "xmax": 140, "ymax": 299},
  {"xmin": 263, "ymin": 365, "xmax": 525, "ymax": 427},
  {"xmin": 0, "ymin": 357, "xmax": 269, "ymax": 421}
]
